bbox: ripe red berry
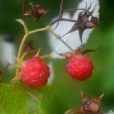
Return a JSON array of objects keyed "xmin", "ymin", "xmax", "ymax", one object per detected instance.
[
  {"xmin": 21, "ymin": 57, "xmax": 50, "ymax": 88},
  {"xmin": 66, "ymin": 56, "xmax": 93, "ymax": 81}
]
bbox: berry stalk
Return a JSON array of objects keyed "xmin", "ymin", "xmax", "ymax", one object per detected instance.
[
  {"xmin": 47, "ymin": 29, "xmax": 75, "ymax": 53},
  {"xmin": 15, "ymin": 25, "xmax": 50, "ymax": 76}
]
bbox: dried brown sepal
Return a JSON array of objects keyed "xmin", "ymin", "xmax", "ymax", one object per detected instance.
[
  {"xmin": 81, "ymin": 47, "xmax": 100, "ymax": 55},
  {"xmin": 24, "ymin": 1, "xmax": 49, "ymax": 23},
  {"xmin": 50, "ymin": 0, "xmax": 77, "ymax": 27},
  {"xmin": 0, "ymin": 63, "xmax": 9, "ymax": 83},
  {"xmin": 59, "ymin": 52, "xmax": 73, "ymax": 59},
  {"xmin": 58, "ymin": 4, "xmax": 99, "ymax": 45},
  {"xmin": 65, "ymin": 89, "xmax": 104, "ymax": 114},
  {"xmin": 58, "ymin": 47, "xmax": 99, "ymax": 59}
]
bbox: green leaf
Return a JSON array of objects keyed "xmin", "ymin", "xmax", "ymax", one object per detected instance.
[
  {"xmin": 35, "ymin": 85, "xmax": 55, "ymax": 98},
  {"xmin": 26, "ymin": 88, "xmax": 41, "ymax": 114},
  {"xmin": 0, "ymin": 82, "xmax": 27, "ymax": 114},
  {"xmin": 26, "ymin": 97, "xmax": 39, "ymax": 114},
  {"xmin": 16, "ymin": 19, "xmax": 25, "ymax": 27},
  {"xmin": 26, "ymin": 88, "xmax": 49, "ymax": 114},
  {"xmin": 16, "ymin": 19, "xmax": 29, "ymax": 34},
  {"xmin": 39, "ymin": 95, "xmax": 48, "ymax": 114}
]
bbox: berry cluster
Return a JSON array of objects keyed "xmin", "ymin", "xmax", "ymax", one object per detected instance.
[
  {"xmin": 66, "ymin": 57, "xmax": 93, "ymax": 81},
  {"xmin": 20, "ymin": 57, "xmax": 50, "ymax": 88}
]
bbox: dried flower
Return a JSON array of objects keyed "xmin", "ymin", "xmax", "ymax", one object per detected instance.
[
  {"xmin": 65, "ymin": 89, "xmax": 104, "ymax": 114},
  {"xmin": 60, "ymin": 4, "xmax": 99, "ymax": 45},
  {"xmin": 24, "ymin": 1, "xmax": 49, "ymax": 23},
  {"xmin": 48, "ymin": 0, "xmax": 99, "ymax": 59}
]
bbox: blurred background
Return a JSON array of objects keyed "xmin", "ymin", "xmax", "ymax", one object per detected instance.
[{"xmin": 0, "ymin": 0, "xmax": 114, "ymax": 114}]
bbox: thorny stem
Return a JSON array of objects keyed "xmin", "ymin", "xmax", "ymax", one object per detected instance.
[
  {"xmin": 23, "ymin": 0, "xmax": 28, "ymax": 29},
  {"xmin": 47, "ymin": 29, "xmax": 74, "ymax": 53},
  {"xmin": 50, "ymin": 18, "xmax": 77, "ymax": 26},
  {"xmin": 27, "ymin": 91, "xmax": 40, "ymax": 102},
  {"xmin": 50, "ymin": 0, "xmax": 77, "ymax": 26}
]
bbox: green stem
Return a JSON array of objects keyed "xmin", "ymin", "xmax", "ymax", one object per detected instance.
[
  {"xmin": 40, "ymin": 54, "xmax": 51, "ymax": 59},
  {"xmin": 21, "ymin": 52, "xmax": 28, "ymax": 59},
  {"xmin": 64, "ymin": 109, "xmax": 74, "ymax": 114},
  {"xmin": 8, "ymin": 63, "xmax": 21, "ymax": 68},
  {"xmin": 15, "ymin": 25, "xmax": 50, "ymax": 76},
  {"xmin": 27, "ymin": 91, "xmax": 40, "ymax": 102},
  {"xmin": 16, "ymin": 34, "xmax": 29, "ymax": 75},
  {"xmin": 17, "ymin": 34, "xmax": 29, "ymax": 59},
  {"xmin": 29, "ymin": 25, "xmax": 50, "ymax": 34},
  {"xmin": 47, "ymin": 29, "xmax": 74, "ymax": 53}
]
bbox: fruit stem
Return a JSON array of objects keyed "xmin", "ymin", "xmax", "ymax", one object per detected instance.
[
  {"xmin": 16, "ymin": 25, "xmax": 50, "ymax": 76},
  {"xmin": 10, "ymin": 76, "xmax": 21, "ymax": 82},
  {"xmin": 27, "ymin": 90, "xmax": 40, "ymax": 102},
  {"xmin": 16, "ymin": 34, "xmax": 29, "ymax": 76},
  {"xmin": 21, "ymin": 52, "xmax": 28, "ymax": 59},
  {"xmin": 29, "ymin": 25, "xmax": 50, "ymax": 34},
  {"xmin": 40, "ymin": 53, "xmax": 51, "ymax": 59},
  {"xmin": 47, "ymin": 28, "xmax": 74, "ymax": 53},
  {"xmin": 7, "ymin": 62, "xmax": 21, "ymax": 68}
]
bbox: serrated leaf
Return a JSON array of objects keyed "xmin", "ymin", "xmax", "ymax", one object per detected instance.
[
  {"xmin": 39, "ymin": 95, "xmax": 48, "ymax": 114},
  {"xmin": 0, "ymin": 82, "xmax": 27, "ymax": 114}
]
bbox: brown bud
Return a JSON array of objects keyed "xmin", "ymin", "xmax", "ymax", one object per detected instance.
[
  {"xmin": 24, "ymin": 1, "xmax": 49, "ymax": 23},
  {"xmin": 91, "ymin": 16, "xmax": 99, "ymax": 28},
  {"xmin": 58, "ymin": 52, "xmax": 73, "ymax": 59},
  {"xmin": 24, "ymin": 11, "xmax": 33, "ymax": 15},
  {"xmin": 86, "ymin": 21, "xmax": 96, "ymax": 29}
]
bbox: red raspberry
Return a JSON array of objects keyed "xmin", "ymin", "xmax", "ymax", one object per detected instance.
[
  {"xmin": 66, "ymin": 56, "xmax": 93, "ymax": 81},
  {"xmin": 21, "ymin": 57, "xmax": 50, "ymax": 88}
]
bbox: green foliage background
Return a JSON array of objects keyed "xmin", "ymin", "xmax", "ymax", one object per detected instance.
[{"xmin": 0, "ymin": 0, "xmax": 114, "ymax": 114}]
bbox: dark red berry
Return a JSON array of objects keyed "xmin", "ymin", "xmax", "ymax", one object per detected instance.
[
  {"xmin": 21, "ymin": 57, "xmax": 50, "ymax": 88},
  {"xmin": 66, "ymin": 56, "xmax": 93, "ymax": 81}
]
